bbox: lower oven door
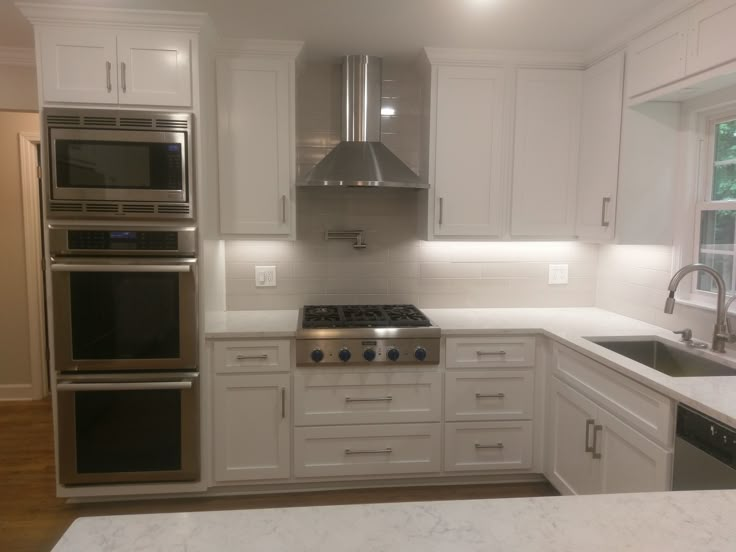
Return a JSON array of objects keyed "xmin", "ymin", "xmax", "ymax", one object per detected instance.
[
  {"xmin": 56, "ymin": 373, "xmax": 199, "ymax": 485},
  {"xmin": 51, "ymin": 257, "xmax": 197, "ymax": 372}
]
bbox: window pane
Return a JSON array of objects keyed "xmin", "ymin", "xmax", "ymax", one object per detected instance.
[
  {"xmin": 712, "ymin": 119, "xmax": 736, "ymax": 200},
  {"xmin": 698, "ymin": 210, "xmax": 736, "ymax": 292}
]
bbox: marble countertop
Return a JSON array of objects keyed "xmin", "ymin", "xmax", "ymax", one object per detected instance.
[
  {"xmin": 52, "ymin": 490, "xmax": 736, "ymax": 551},
  {"xmin": 204, "ymin": 309, "xmax": 299, "ymax": 338}
]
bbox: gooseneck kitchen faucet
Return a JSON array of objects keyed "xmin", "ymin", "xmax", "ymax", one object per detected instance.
[{"xmin": 664, "ymin": 263, "xmax": 730, "ymax": 352}]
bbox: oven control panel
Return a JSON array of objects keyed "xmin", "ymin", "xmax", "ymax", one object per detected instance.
[
  {"xmin": 296, "ymin": 338, "xmax": 440, "ymax": 366},
  {"xmin": 49, "ymin": 227, "xmax": 196, "ymax": 256}
]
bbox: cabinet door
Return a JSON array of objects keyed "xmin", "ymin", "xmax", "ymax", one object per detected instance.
[
  {"xmin": 217, "ymin": 56, "xmax": 293, "ymax": 235},
  {"xmin": 597, "ymin": 408, "xmax": 672, "ymax": 493},
  {"xmin": 575, "ymin": 53, "xmax": 624, "ymax": 241},
  {"xmin": 116, "ymin": 31, "xmax": 192, "ymax": 107},
  {"xmin": 433, "ymin": 65, "xmax": 505, "ymax": 237},
  {"xmin": 213, "ymin": 374, "xmax": 290, "ymax": 482},
  {"xmin": 511, "ymin": 69, "xmax": 582, "ymax": 238},
  {"xmin": 38, "ymin": 28, "xmax": 118, "ymax": 104},
  {"xmin": 687, "ymin": 0, "xmax": 736, "ymax": 76},
  {"xmin": 546, "ymin": 377, "xmax": 601, "ymax": 495},
  {"xmin": 626, "ymin": 13, "xmax": 688, "ymax": 98}
]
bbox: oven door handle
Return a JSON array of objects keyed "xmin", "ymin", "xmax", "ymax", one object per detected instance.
[
  {"xmin": 57, "ymin": 381, "xmax": 193, "ymax": 392},
  {"xmin": 51, "ymin": 262, "xmax": 193, "ymax": 273}
]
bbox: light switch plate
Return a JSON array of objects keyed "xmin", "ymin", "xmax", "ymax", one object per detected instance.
[
  {"xmin": 255, "ymin": 266, "xmax": 276, "ymax": 287},
  {"xmin": 548, "ymin": 264, "xmax": 569, "ymax": 285}
]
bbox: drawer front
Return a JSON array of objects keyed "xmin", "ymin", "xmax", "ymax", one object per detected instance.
[
  {"xmin": 294, "ymin": 424, "xmax": 441, "ymax": 478},
  {"xmin": 446, "ymin": 336, "xmax": 535, "ymax": 369},
  {"xmin": 445, "ymin": 370, "xmax": 534, "ymax": 421},
  {"xmin": 554, "ymin": 345, "xmax": 673, "ymax": 447},
  {"xmin": 213, "ymin": 339, "xmax": 291, "ymax": 374},
  {"xmin": 444, "ymin": 421, "xmax": 533, "ymax": 472},
  {"xmin": 294, "ymin": 372, "xmax": 441, "ymax": 426}
]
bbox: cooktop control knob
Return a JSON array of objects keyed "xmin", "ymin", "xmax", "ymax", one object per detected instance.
[
  {"xmin": 310, "ymin": 349, "xmax": 324, "ymax": 363},
  {"xmin": 387, "ymin": 348, "xmax": 401, "ymax": 361},
  {"xmin": 363, "ymin": 349, "xmax": 376, "ymax": 362},
  {"xmin": 338, "ymin": 348, "xmax": 351, "ymax": 362},
  {"xmin": 414, "ymin": 347, "xmax": 428, "ymax": 361}
]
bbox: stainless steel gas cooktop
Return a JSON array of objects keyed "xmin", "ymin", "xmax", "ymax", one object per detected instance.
[{"xmin": 296, "ymin": 304, "xmax": 441, "ymax": 366}]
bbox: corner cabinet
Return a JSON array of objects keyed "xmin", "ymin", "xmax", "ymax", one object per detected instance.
[
  {"xmin": 216, "ymin": 46, "xmax": 301, "ymax": 237},
  {"xmin": 429, "ymin": 64, "xmax": 506, "ymax": 238}
]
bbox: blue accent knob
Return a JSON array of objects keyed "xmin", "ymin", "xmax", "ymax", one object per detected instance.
[
  {"xmin": 414, "ymin": 347, "xmax": 427, "ymax": 361},
  {"xmin": 311, "ymin": 349, "xmax": 324, "ymax": 363},
  {"xmin": 338, "ymin": 348, "xmax": 351, "ymax": 362},
  {"xmin": 387, "ymin": 348, "xmax": 400, "ymax": 361},
  {"xmin": 363, "ymin": 349, "xmax": 376, "ymax": 362}
]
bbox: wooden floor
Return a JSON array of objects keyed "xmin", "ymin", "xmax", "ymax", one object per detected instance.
[{"xmin": 0, "ymin": 399, "xmax": 557, "ymax": 552}]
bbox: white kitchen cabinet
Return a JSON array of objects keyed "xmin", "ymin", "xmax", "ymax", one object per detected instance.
[
  {"xmin": 217, "ymin": 54, "xmax": 297, "ymax": 236},
  {"xmin": 626, "ymin": 12, "xmax": 689, "ymax": 99},
  {"xmin": 511, "ymin": 69, "xmax": 582, "ymax": 238},
  {"xmin": 686, "ymin": 0, "xmax": 736, "ymax": 77},
  {"xmin": 213, "ymin": 373, "xmax": 290, "ymax": 482},
  {"xmin": 431, "ymin": 64, "xmax": 506, "ymax": 237},
  {"xmin": 575, "ymin": 52, "xmax": 625, "ymax": 241},
  {"xmin": 445, "ymin": 369, "xmax": 534, "ymax": 422},
  {"xmin": 37, "ymin": 27, "xmax": 192, "ymax": 106},
  {"xmin": 444, "ymin": 421, "xmax": 533, "ymax": 472}
]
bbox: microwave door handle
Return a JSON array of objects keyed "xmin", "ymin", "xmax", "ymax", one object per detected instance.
[
  {"xmin": 50, "ymin": 263, "xmax": 192, "ymax": 273},
  {"xmin": 57, "ymin": 381, "xmax": 193, "ymax": 392}
]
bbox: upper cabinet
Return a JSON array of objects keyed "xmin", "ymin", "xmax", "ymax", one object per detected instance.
[
  {"xmin": 431, "ymin": 64, "xmax": 506, "ymax": 238},
  {"xmin": 511, "ymin": 69, "xmax": 582, "ymax": 238},
  {"xmin": 686, "ymin": 0, "xmax": 736, "ymax": 76},
  {"xmin": 575, "ymin": 52, "xmax": 625, "ymax": 241},
  {"xmin": 216, "ymin": 44, "xmax": 302, "ymax": 237},
  {"xmin": 37, "ymin": 28, "xmax": 193, "ymax": 107}
]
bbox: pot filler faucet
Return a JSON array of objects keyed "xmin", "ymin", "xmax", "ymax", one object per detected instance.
[{"xmin": 664, "ymin": 263, "xmax": 731, "ymax": 353}]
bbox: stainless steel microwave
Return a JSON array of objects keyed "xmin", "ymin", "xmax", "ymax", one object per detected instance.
[{"xmin": 44, "ymin": 108, "xmax": 194, "ymax": 220}]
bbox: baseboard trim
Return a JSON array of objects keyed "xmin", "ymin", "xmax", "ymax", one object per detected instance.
[{"xmin": 0, "ymin": 384, "xmax": 34, "ymax": 401}]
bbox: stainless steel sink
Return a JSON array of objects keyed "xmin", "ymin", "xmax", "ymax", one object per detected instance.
[{"xmin": 587, "ymin": 338, "xmax": 736, "ymax": 377}]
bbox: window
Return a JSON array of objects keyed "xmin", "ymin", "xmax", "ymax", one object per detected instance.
[{"xmin": 694, "ymin": 114, "xmax": 736, "ymax": 296}]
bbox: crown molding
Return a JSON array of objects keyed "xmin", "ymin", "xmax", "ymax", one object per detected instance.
[
  {"xmin": 0, "ymin": 46, "xmax": 34, "ymax": 67},
  {"xmin": 16, "ymin": 2, "xmax": 210, "ymax": 32},
  {"xmin": 216, "ymin": 38, "xmax": 305, "ymax": 59},
  {"xmin": 423, "ymin": 47, "xmax": 585, "ymax": 70}
]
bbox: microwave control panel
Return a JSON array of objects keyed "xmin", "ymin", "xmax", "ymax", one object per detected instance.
[{"xmin": 68, "ymin": 230, "xmax": 178, "ymax": 251}]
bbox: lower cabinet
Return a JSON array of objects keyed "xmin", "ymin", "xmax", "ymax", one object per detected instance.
[
  {"xmin": 546, "ymin": 375, "xmax": 672, "ymax": 495},
  {"xmin": 213, "ymin": 373, "xmax": 290, "ymax": 482},
  {"xmin": 444, "ymin": 421, "xmax": 533, "ymax": 472}
]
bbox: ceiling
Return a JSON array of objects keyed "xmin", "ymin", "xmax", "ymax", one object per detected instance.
[{"xmin": 2, "ymin": 0, "xmax": 677, "ymax": 59}]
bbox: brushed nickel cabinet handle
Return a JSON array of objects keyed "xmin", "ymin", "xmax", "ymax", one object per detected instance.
[
  {"xmin": 439, "ymin": 197, "xmax": 444, "ymax": 225},
  {"xmin": 121, "ymin": 62, "xmax": 127, "ymax": 92},
  {"xmin": 281, "ymin": 387, "xmax": 286, "ymax": 419},
  {"xmin": 585, "ymin": 419, "xmax": 595, "ymax": 453},
  {"xmin": 476, "ymin": 350, "xmax": 507, "ymax": 356},
  {"xmin": 281, "ymin": 195, "xmax": 287, "ymax": 223},
  {"xmin": 601, "ymin": 196, "xmax": 611, "ymax": 228},
  {"xmin": 345, "ymin": 396, "xmax": 393, "ymax": 403},
  {"xmin": 592, "ymin": 424, "xmax": 603, "ymax": 459},
  {"xmin": 345, "ymin": 448, "xmax": 392, "ymax": 455},
  {"xmin": 235, "ymin": 354, "xmax": 268, "ymax": 361},
  {"xmin": 476, "ymin": 393, "xmax": 505, "ymax": 399},
  {"xmin": 106, "ymin": 61, "xmax": 112, "ymax": 92},
  {"xmin": 475, "ymin": 442, "xmax": 504, "ymax": 450}
]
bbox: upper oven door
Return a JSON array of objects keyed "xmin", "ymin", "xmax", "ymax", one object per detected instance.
[
  {"xmin": 51, "ymin": 257, "xmax": 197, "ymax": 373},
  {"xmin": 49, "ymin": 127, "xmax": 188, "ymax": 203}
]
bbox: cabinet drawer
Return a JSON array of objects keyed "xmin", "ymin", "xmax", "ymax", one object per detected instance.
[
  {"xmin": 294, "ymin": 372, "xmax": 441, "ymax": 426},
  {"xmin": 294, "ymin": 424, "xmax": 441, "ymax": 478},
  {"xmin": 444, "ymin": 421, "xmax": 533, "ymax": 472},
  {"xmin": 213, "ymin": 340, "xmax": 291, "ymax": 373},
  {"xmin": 446, "ymin": 336, "xmax": 535, "ymax": 369},
  {"xmin": 445, "ymin": 370, "xmax": 534, "ymax": 421},
  {"xmin": 554, "ymin": 345, "xmax": 673, "ymax": 447}
]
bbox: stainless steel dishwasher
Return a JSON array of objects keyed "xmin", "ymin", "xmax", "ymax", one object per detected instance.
[{"xmin": 672, "ymin": 404, "xmax": 736, "ymax": 490}]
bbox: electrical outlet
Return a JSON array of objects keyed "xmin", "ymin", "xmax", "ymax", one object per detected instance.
[
  {"xmin": 255, "ymin": 266, "xmax": 276, "ymax": 287},
  {"xmin": 548, "ymin": 264, "xmax": 569, "ymax": 285}
]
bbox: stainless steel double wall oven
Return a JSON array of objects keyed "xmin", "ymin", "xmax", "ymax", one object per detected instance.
[{"xmin": 45, "ymin": 108, "xmax": 200, "ymax": 486}]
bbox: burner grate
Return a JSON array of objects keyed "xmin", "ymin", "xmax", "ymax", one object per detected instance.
[{"xmin": 302, "ymin": 304, "xmax": 431, "ymax": 329}]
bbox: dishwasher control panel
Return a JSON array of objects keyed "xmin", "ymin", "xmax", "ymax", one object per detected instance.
[{"xmin": 677, "ymin": 405, "xmax": 736, "ymax": 467}]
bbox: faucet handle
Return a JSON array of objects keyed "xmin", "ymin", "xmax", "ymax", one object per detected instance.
[{"xmin": 673, "ymin": 328, "xmax": 693, "ymax": 342}]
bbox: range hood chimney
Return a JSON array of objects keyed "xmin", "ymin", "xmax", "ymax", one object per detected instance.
[{"xmin": 300, "ymin": 55, "xmax": 427, "ymax": 189}]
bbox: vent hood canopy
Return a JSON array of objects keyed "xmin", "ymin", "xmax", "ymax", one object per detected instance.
[{"xmin": 300, "ymin": 55, "xmax": 427, "ymax": 189}]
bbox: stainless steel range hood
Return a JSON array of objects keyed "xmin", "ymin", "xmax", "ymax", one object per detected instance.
[{"xmin": 300, "ymin": 55, "xmax": 426, "ymax": 189}]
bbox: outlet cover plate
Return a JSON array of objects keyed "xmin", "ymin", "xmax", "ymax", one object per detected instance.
[
  {"xmin": 255, "ymin": 265, "xmax": 276, "ymax": 287},
  {"xmin": 548, "ymin": 264, "xmax": 569, "ymax": 285}
]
